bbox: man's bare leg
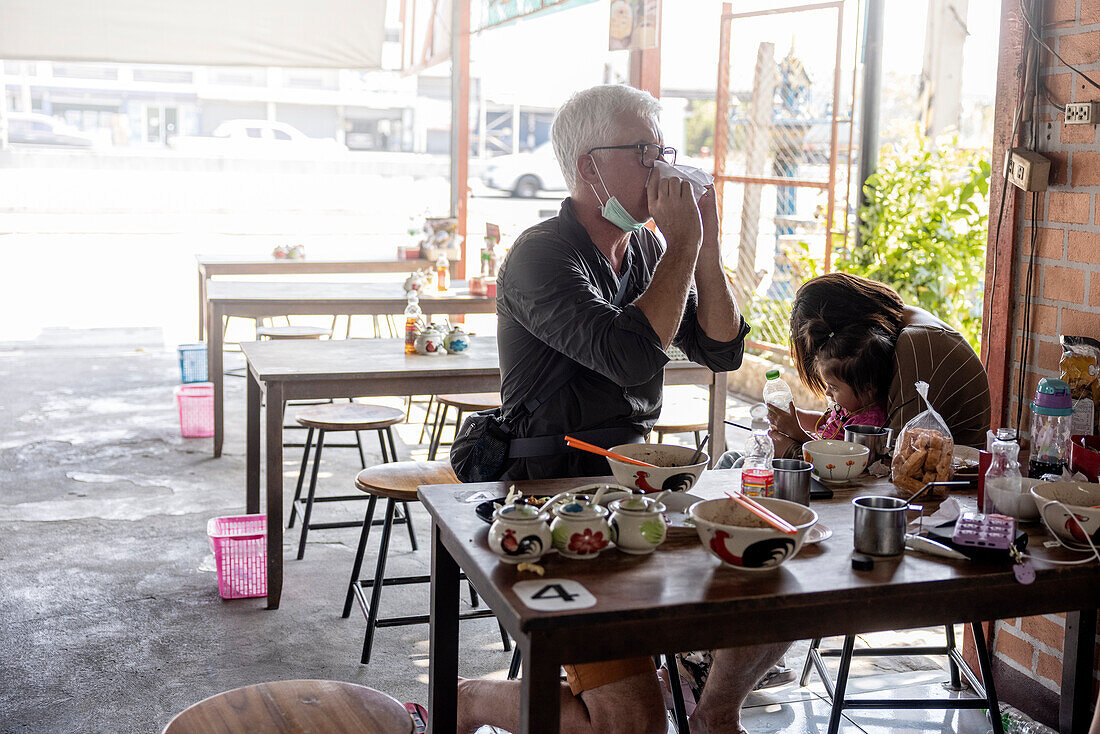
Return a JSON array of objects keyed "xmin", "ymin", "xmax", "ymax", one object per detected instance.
[
  {"xmin": 457, "ymin": 670, "xmax": 667, "ymax": 734},
  {"xmin": 689, "ymin": 642, "xmax": 792, "ymax": 734}
]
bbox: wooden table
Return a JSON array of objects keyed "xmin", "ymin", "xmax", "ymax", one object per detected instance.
[
  {"xmin": 196, "ymin": 255, "xmax": 430, "ymax": 339},
  {"xmin": 240, "ymin": 337, "xmax": 727, "ymax": 609},
  {"xmin": 419, "ymin": 471, "xmax": 1099, "ymax": 734},
  {"xmin": 210, "ymin": 280, "xmax": 495, "ymax": 457}
]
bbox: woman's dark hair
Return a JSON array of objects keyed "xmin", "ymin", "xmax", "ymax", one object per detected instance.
[
  {"xmin": 790, "ymin": 273, "xmax": 906, "ymax": 397},
  {"xmin": 812, "ymin": 326, "xmax": 895, "ymax": 406}
]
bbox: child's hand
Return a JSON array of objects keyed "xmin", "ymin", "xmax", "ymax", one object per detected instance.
[{"xmin": 768, "ymin": 403, "xmax": 813, "ymax": 444}]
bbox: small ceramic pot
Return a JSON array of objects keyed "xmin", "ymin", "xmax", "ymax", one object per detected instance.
[
  {"xmin": 609, "ymin": 496, "xmax": 667, "ymax": 554},
  {"xmin": 444, "ymin": 327, "xmax": 470, "ymax": 353},
  {"xmin": 550, "ymin": 500, "xmax": 611, "ymax": 560},
  {"xmin": 414, "ymin": 326, "xmax": 447, "ymax": 355},
  {"xmin": 404, "ymin": 272, "xmax": 425, "ymax": 293},
  {"xmin": 487, "ymin": 504, "xmax": 552, "ymax": 564}
]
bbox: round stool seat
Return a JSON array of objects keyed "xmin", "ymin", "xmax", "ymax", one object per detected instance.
[
  {"xmin": 257, "ymin": 325, "xmax": 333, "ymax": 340},
  {"xmin": 436, "ymin": 392, "xmax": 501, "ymax": 412},
  {"xmin": 355, "ymin": 460, "xmax": 458, "ymax": 502},
  {"xmin": 296, "ymin": 403, "xmax": 405, "ymax": 431},
  {"xmin": 162, "ymin": 679, "xmax": 413, "ymax": 734}
]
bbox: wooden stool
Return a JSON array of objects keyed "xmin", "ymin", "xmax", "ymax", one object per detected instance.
[
  {"xmin": 257, "ymin": 324, "xmax": 334, "ymax": 340},
  {"xmin": 344, "ymin": 460, "xmax": 509, "ymax": 663},
  {"xmin": 289, "ymin": 403, "xmax": 413, "ymax": 561},
  {"xmin": 162, "ymin": 679, "xmax": 413, "ymax": 734},
  {"xmin": 653, "ymin": 388, "xmax": 709, "ymax": 447},
  {"xmin": 427, "ymin": 392, "xmax": 502, "ymax": 460}
]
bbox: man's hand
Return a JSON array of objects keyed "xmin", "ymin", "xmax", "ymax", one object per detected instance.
[{"xmin": 646, "ymin": 174, "xmax": 702, "ymax": 254}]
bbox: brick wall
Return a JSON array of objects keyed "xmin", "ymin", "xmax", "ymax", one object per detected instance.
[{"xmin": 990, "ymin": 0, "xmax": 1100, "ymax": 725}]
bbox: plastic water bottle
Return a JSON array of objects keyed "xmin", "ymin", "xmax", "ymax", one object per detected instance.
[
  {"xmin": 763, "ymin": 369, "xmax": 794, "ymax": 412},
  {"xmin": 741, "ymin": 429, "xmax": 775, "ymax": 497},
  {"xmin": 984, "ymin": 435, "xmax": 1022, "ymax": 515},
  {"xmin": 404, "ymin": 292, "xmax": 423, "ymax": 355}
]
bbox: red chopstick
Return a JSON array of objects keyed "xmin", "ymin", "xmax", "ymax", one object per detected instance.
[
  {"xmin": 564, "ymin": 435, "xmax": 657, "ymax": 468},
  {"xmin": 725, "ymin": 491, "xmax": 798, "ymax": 535}
]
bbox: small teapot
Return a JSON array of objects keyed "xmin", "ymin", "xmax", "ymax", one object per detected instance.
[
  {"xmin": 404, "ymin": 272, "xmax": 425, "ymax": 294},
  {"xmin": 414, "ymin": 324, "xmax": 447, "ymax": 355},
  {"xmin": 609, "ymin": 494, "xmax": 668, "ymax": 555},
  {"xmin": 487, "ymin": 502, "xmax": 552, "ymax": 564},
  {"xmin": 549, "ymin": 488, "xmax": 612, "ymax": 560},
  {"xmin": 443, "ymin": 326, "xmax": 470, "ymax": 353}
]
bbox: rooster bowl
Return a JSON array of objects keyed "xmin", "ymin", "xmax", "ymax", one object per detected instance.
[
  {"xmin": 1030, "ymin": 481, "xmax": 1100, "ymax": 549},
  {"xmin": 689, "ymin": 497, "xmax": 817, "ymax": 571},
  {"xmin": 606, "ymin": 443, "xmax": 708, "ymax": 493}
]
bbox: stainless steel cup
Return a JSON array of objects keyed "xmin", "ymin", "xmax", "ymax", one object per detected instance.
[
  {"xmin": 852, "ymin": 495, "xmax": 908, "ymax": 555},
  {"xmin": 844, "ymin": 424, "xmax": 889, "ymax": 463},
  {"xmin": 772, "ymin": 459, "xmax": 813, "ymax": 505}
]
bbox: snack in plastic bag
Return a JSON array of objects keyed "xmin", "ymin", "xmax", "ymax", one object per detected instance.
[
  {"xmin": 1060, "ymin": 335, "xmax": 1100, "ymax": 436},
  {"xmin": 891, "ymin": 381, "xmax": 955, "ymax": 494}
]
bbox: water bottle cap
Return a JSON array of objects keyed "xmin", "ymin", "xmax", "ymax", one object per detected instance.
[
  {"xmin": 765, "ymin": 369, "xmax": 780, "ymax": 380},
  {"xmin": 1031, "ymin": 377, "xmax": 1072, "ymax": 416}
]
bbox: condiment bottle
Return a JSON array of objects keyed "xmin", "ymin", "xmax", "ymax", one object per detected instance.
[
  {"xmin": 404, "ymin": 292, "xmax": 423, "ymax": 355},
  {"xmin": 436, "ymin": 253, "xmax": 450, "ymax": 292}
]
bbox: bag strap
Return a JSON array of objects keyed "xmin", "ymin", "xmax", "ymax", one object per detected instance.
[
  {"xmin": 508, "ymin": 426, "xmax": 643, "ymax": 459},
  {"xmin": 520, "ymin": 267, "xmax": 633, "ymax": 416}
]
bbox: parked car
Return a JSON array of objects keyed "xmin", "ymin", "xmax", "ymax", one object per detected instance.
[
  {"xmin": 482, "ymin": 142, "xmax": 567, "ymax": 198},
  {"xmin": 5, "ymin": 113, "xmax": 94, "ymax": 148},
  {"xmin": 169, "ymin": 119, "xmax": 340, "ymax": 153}
]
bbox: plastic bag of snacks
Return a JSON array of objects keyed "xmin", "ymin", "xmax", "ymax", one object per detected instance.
[
  {"xmin": 1060, "ymin": 335, "xmax": 1100, "ymax": 436},
  {"xmin": 891, "ymin": 381, "xmax": 955, "ymax": 494}
]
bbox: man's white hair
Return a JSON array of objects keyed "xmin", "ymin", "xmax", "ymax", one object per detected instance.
[{"xmin": 551, "ymin": 84, "xmax": 662, "ymax": 197}]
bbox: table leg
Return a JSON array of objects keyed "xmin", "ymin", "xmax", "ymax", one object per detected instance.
[
  {"xmin": 520, "ymin": 638, "xmax": 561, "ymax": 734},
  {"xmin": 265, "ymin": 382, "xmax": 284, "ymax": 610},
  {"xmin": 246, "ymin": 369, "xmax": 261, "ymax": 514},
  {"xmin": 428, "ymin": 522, "xmax": 460, "ymax": 734},
  {"xmin": 211, "ymin": 303, "xmax": 225, "ymax": 458},
  {"xmin": 1060, "ymin": 608, "xmax": 1097, "ymax": 734},
  {"xmin": 197, "ymin": 268, "xmax": 206, "ymax": 341},
  {"xmin": 709, "ymin": 371, "xmax": 728, "ymax": 466}
]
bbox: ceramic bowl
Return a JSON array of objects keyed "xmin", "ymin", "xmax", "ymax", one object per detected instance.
[
  {"xmin": 689, "ymin": 497, "xmax": 818, "ymax": 571},
  {"xmin": 802, "ymin": 439, "xmax": 870, "ymax": 484},
  {"xmin": 985, "ymin": 476, "xmax": 1041, "ymax": 522},
  {"xmin": 606, "ymin": 443, "xmax": 708, "ymax": 493},
  {"xmin": 1030, "ymin": 481, "xmax": 1100, "ymax": 548}
]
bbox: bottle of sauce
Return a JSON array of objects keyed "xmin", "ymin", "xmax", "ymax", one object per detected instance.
[
  {"xmin": 404, "ymin": 292, "xmax": 423, "ymax": 355},
  {"xmin": 436, "ymin": 253, "xmax": 450, "ymax": 292}
]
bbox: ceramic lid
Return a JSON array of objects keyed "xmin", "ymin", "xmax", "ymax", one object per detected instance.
[
  {"xmin": 553, "ymin": 500, "xmax": 608, "ymax": 520},
  {"xmin": 609, "ymin": 497, "xmax": 666, "ymax": 514}
]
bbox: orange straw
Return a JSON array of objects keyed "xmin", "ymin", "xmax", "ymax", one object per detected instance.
[
  {"xmin": 564, "ymin": 435, "xmax": 657, "ymax": 468},
  {"xmin": 724, "ymin": 491, "xmax": 798, "ymax": 535}
]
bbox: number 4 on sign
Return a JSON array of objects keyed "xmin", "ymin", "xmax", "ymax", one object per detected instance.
[{"xmin": 513, "ymin": 579, "xmax": 597, "ymax": 611}]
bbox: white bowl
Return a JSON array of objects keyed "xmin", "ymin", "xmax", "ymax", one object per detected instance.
[
  {"xmin": 985, "ymin": 476, "xmax": 1041, "ymax": 521},
  {"xmin": 606, "ymin": 443, "xmax": 708, "ymax": 493},
  {"xmin": 802, "ymin": 440, "xmax": 870, "ymax": 484},
  {"xmin": 1030, "ymin": 481, "xmax": 1100, "ymax": 548},
  {"xmin": 689, "ymin": 497, "xmax": 818, "ymax": 571}
]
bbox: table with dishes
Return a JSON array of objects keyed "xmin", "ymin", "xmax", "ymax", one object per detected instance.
[{"xmin": 420, "ymin": 458, "xmax": 1100, "ymax": 734}]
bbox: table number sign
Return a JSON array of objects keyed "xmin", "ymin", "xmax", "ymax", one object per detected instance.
[{"xmin": 513, "ymin": 579, "xmax": 596, "ymax": 611}]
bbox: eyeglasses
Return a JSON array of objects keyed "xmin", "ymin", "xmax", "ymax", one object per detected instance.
[{"xmin": 586, "ymin": 143, "xmax": 677, "ymax": 168}]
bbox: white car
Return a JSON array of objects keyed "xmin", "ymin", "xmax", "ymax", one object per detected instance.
[
  {"xmin": 482, "ymin": 142, "xmax": 567, "ymax": 198},
  {"xmin": 169, "ymin": 119, "xmax": 340, "ymax": 153},
  {"xmin": 5, "ymin": 112, "xmax": 94, "ymax": 148}
]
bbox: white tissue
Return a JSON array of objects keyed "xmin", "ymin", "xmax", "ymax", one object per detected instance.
[
  {"xmin": 652, "ymin": 160, "xmax": 713, "ymax": 202},
  {"xmin": 907, "ymin": 496, "xmax": 962, "ymax": 533}
]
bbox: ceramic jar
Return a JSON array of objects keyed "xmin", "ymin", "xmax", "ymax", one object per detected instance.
[
  {"xmin": 609, "ymin": 496, "xmax": 668, "ymax": 554},
  {"xmin": 403, "ymin": 272, "xmax": 425, "ymax": 294},
  {"xmin": 443, "ymin": 326, "xmax": 470, "ymax": 353},
  {"xmin": 550, "ymin": 499, "xmax": 611, "ymax": 560},
  {"xmin": 488, "ymin": 504, "xmax": 552, "ymax": 564},
  {"xmin": 414, "ymin": 325, "xmax": 447, "ymax": 355}
]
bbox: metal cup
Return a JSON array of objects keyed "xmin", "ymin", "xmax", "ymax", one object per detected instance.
[
  {"xmin": 852, "ymin": 495, "xmax": 908, "ymax": 556},
  {"xmin": 772, "ymin": 459, "xmax": 813, "ymax": 505},
  {"xmin": 844, "ymin": 424, "xmax": 889, "ymax": 463}
]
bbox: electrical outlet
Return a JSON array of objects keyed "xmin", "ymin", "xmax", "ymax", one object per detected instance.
[
  {"xmin": 1065, "ymin": 102, "xmax": 1099, "ymax": 125},
  {"xmin": 1004, "ymin": 149, "xmax": 1050, "ymax": 192}
]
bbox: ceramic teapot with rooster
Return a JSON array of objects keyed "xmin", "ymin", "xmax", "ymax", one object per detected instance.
[{"xmin": 487, "ymin": 502, "xmax": 552, "ymax": 564}]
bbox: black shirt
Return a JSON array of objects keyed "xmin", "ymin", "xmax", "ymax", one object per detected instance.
[{"xmin": 496, "ymin": 198, "xmax": 750, "ymax": 480}]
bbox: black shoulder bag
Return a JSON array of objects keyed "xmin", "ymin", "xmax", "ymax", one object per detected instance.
[{"xmin": 450, "ymin": 270, "xmax": 634, "ymax": 483}]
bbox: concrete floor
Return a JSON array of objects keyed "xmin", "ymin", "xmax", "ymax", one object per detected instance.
[{"xmin": 1, "ymin": 331, "xmax": 1040, "ymax": 733}]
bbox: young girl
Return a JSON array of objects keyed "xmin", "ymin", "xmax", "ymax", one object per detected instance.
[{"xmin": 769, "ymin": 324, "xmax": 894, "ymax": 449}]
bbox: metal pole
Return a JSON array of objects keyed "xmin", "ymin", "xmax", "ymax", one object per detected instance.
[
  {"xmin": 855, "ymin": 0, "xmax": 884, "ymax": 250},
  {"xmin": 450, "ymin": 0, "xmax": 471, "ymax": 279}
]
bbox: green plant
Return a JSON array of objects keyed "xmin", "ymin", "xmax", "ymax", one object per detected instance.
[{"xmin": 837, "ymin": 128, "xmax": 990, "ymax": 350}]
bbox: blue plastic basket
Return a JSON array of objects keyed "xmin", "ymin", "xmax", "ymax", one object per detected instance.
[{"xmin": 178, "ymin": 343, "xmax": 208, "ymax": 383}]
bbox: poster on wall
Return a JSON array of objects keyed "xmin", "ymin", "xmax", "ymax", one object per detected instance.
[{"xmin": 608, "ymin": 0, "xmax": 659, "ymax": 51}]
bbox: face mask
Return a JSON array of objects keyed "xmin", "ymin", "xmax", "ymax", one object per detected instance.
[
  {"xmin": 589, "ymin": 161, "xmax": 647, "ymax": 233},
  {"xmin": 652, "ymin": 160, "xmax": 714, "ymax": 202}
]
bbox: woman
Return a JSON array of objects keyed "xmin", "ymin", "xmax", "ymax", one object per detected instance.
[{"xmin": 769, "ymin": 273, "xmax": 991, "ymax": 459}]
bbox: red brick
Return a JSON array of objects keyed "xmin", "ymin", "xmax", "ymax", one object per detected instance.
[
  {"xmin": 1044, "ymin": 0, "xmax": 1077, "ymax": 25},
  {"xmin": 1036, "ymin": 338, "xmax": 1064, "ymax": 368},
  {"xmin": 1072, "ymin": 151, "xmax": 1100, "ymax": 185},
  {"xmin": 1058, "ymin": 31, "xmax": 1100, "ymax": 66},
  {"xmin": 996, "ymin": 627, "xmax": 1036, "ymax": 667},
  {"xmin": 1047, "ymin": 149, "xmax": 1070, "ymax": 185},
  {"xmin": 1025, "ymin": 302, "xmax": 1060, "ymax": 336},
  {"xmin": 1046, "ymin": 73, "xmax": 1073, "ymax": 105},
  {"xmin": 1092, "ymin": 278, "xmax": 1100, "ymax": 307},
  {"xmin": 1044, "ymin": 265, "xmax": 1087, "ymax": 302},
  {"xmin": 1036, "ymin": 651, "xmax": 1064, "ymax": 685},
  {"xmin": 1036, "ymin": 227, "xmax": 1066, "ymax": 259},
  {"xmin": 1020, "ymin": 615, "xmax": 1066, "ymax": 649},
  {"xmin": 1048, "ymin": 192, "xmax": 1091, "ymax": 223},
  {"xmin": 1063, "ymin": 122, "xmax": 1097, "ymax": 145},
  {"xmin": 1085, "ymin": 0, "xmax": 1100, "ymax": 25},
  {"xmin": 1067, "ymin": 230, "xmax": 1097, "ymax": 262},
  {"xmin": 1061, "ymin": 306, "xmax": 1100, "ymax": 337}
]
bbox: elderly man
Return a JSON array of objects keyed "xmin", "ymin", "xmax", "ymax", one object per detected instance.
[{"xmin": 455, "ymin": 84, "xmax": 787, "ymax": 734}]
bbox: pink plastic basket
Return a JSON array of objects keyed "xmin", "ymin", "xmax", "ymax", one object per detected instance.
[
  {"xmin": 175, "ymin": 382, "xmax": 214, "ymax": 438},
  {"xmin": 207, "ymin": 515, "xmax": 267, "ymax": 599}
]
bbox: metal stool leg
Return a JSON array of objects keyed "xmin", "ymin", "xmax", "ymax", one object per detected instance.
[
  {"xmin": 972, "ymin": 622, "xmax": 1003, "ymax": 734},
  {"xmin": 799, "ymin": 637, "xmax": 821, "ymax": 686},
  {"xmin": 361, "ymin": 498, "xmax": 397, "ymax": 664},
  {"xmin": 945, "ymin": 624, "xmax": 963, "ymax": 690},
  {"xmin": 419, "ymin": 396, "xmax": 437, "ymax": 443},
  {"xmin": 342, "ymin": 495, "xmax": 379, "ymax": 617},
  {"xmin": 354, "ymin": 429, "xmax": 367, "ymax": 468},
  {"xmin": 296, "ymin": 429, "xmax": 326, "ymax": 560},
  {"xmin": 428, "ymin": 404, "xmax": 450, "ymax": 460},
  {"xmin": 498, "ymin": 622, "xmax": 511, "ymax": 651},
  {"xmin": 288, "ymin": 427, "xmax": 315, "ymax": 529},
  {"xmin": 826, "ymin": 636, "xmax": 856, "ymax": 734},
  {"xmin": 664, "ymin": 652, "xmax": 690, "ymax": 734},
  {"xmin": 507, "ymin": 647, "xmax": 522, "ymax": 680}
]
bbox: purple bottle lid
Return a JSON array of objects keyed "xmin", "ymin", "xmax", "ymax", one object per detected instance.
[{"xmin": 1031, "ymin": 377, "xmax": 1072, "ymax": 417}]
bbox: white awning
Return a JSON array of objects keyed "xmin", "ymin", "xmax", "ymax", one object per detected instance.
[{"xmin": 0, "ymin": 0, "xmax": 387, "ymax": 69}]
